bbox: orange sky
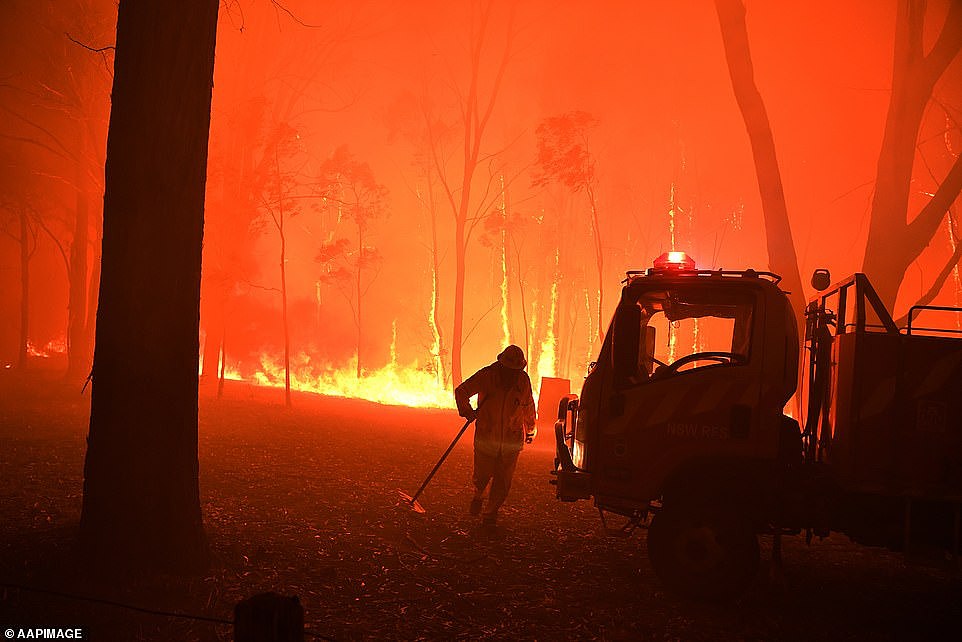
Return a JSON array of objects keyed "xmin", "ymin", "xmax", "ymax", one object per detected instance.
[{"xmin": 2, "ymin": 0, "xmax": 960, "ymax": 392}]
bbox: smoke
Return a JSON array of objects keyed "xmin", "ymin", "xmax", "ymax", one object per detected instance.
[{"xmin": 3, "ymin": 0, "xmax": 961, "ymax": 398}]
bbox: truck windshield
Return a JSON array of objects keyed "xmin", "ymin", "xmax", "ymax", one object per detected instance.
[{"xmin": 612, "ymin": 287, "xmax": 754, "ymax": 384}]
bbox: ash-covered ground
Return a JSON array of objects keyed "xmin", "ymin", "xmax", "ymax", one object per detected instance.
[{"xmin": 1, "ymin": 370, "xmax": 959, "ymax": 640}]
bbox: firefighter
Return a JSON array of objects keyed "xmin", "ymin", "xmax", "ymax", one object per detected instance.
[{"xmin": 455, "ymin": 344, "xmax": 537, "ymax": 526}]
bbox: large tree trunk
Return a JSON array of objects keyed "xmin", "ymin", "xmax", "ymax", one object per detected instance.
[
  {"xmin": 66, "ymin": 158, "xmax": 90, "ymax": 380},
  {"xmin": 80, "ymin": 0, "xmax": 219, "ymax": 573},
  {"xmin": 715, "ymin": 0, "xmax": 806, "ymax": 324},
  {"xmin": 862, "ymin": 0, "xmax": 962, "ymax": 310}
]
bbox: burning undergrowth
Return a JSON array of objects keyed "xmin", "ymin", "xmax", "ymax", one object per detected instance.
[{"xmin": 251, "ymin": 352, "xmax": 451, "ymax": 408}]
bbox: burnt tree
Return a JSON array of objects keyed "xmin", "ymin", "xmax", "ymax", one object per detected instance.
[
  {"xmin": 425, "ymin": 0, "xmax": 516, "ymax": 387},
  {"xmin": 714, "ymin": 0, "xmax": 806, "ymax": 327},
  {"xmin": 80, "ymin": 0, "xmax": 219, "ymax": 571},
  {"xmin": 717, "ymin": 0, "xmax": 962, "ymax": 320},
  {"xmin": 533, "ymin": 111, "xmax": 604, "ymax": 346},
  {"xmin": 862, "ymin": 0, "xmax": 962, "ymax": 310},
  {"xmin": 0, "ymin": 0, "xmax": 112, "ymax": 378},
  {"xmin": 315, "ymin": 147, "xmax": 388, "ymax": 379}
]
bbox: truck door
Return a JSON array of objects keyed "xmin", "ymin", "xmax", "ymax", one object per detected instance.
[{"xmin": 596, "ymin": 284, "xmax": 766, "ymax": 502}]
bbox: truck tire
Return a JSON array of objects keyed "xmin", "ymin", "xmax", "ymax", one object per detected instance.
[{"xmin": 647, "ymin": 500, "xmax": 759, "ymax": 600}]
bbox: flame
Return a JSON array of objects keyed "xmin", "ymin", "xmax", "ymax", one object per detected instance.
[
  {"xmin": 390, "ymin": 319, "xmax": 398, "ymax": 367},
  {"xmin": 218, "ymin": 354, "xmax": 245, "ymax": 381},
  {"xmin": 428, "ymin": 273, "xmax": 440, "ymax": 380},
  {"xmin": 537, "ymin": 250, "xmax": 560, "ymax": 382},
  {"xmin": 668, "ymin": 320, "xmax": 677, "ymax": 364},
  {"xmin": 199, "ymin": 349, "xmax": 244, "ymax": 380},
  {"xmin": 668, "ymin": 181, "xmax": 677, "ymax": 250},
  {"xmin": 499, "ymin": 174, "xmax": 511, "ymax": 348},
  {"xmin": 26, "ymin": 342, "xmax": 46, "ymax": 358},
  {"xmin": 583, "ymin": 287, "xmax": 593, "ymax": 367},
  {"xmin": 666, "ymin": 181, "xmax": 678, "ymax": 362},
  {"xmin": 253, "ymin": 351, "xmax": 451, "ymax": 408},
  {"xmin": 500, "ymin": 233, "xmax": 510, "ymax": 348},
  {"xmin": 26, "ymin": 336, "xmax": 67, "ymax": 358},
  {"xmin": 221, "ymin": 366, "xmax": 244, "ymax": 381}
]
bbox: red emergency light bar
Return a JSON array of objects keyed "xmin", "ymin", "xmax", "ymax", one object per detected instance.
[{"xmin": 652, "ymin": 251, "xmax": 696, "ymax": 271}]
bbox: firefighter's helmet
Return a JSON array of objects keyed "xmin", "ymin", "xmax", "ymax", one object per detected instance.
[{"xmin": 497, "ymin": 344, "xmax": 527, "ymax": 370}]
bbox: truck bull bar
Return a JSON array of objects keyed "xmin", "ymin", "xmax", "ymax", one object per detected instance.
[
  {"xmin": 554, "ymin": 394, "xmax": 580, "ymax": 471},
  {"xmin": 552, "ymin": 394, "xmax": 591, "ymax": 501}
]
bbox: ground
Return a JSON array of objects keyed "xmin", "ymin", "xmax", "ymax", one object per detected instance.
[{"xmin": 0, "ymin": 370, "xmax": 960, "ymax": 641}]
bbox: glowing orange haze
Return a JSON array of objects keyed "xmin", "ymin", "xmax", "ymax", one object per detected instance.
[{"xmin": 3, "ymin": 1, "xmax": 960, "ymax": 411}]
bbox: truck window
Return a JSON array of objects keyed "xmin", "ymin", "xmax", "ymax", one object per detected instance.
[{"xmin": 637, "ymin": 289, "xmax": 754, "ymax": 376}]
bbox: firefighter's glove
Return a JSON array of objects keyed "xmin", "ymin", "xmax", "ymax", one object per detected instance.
[{"xmin": 460, "ymin": 407, "xmax": 477, "ymax": 422}]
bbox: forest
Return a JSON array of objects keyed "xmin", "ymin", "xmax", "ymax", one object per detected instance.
[
  {"xmin": 1, "ymin": 0, "xmax": 961, "ymax": 640},
  {"xmin": 2, "ymin": 0, "xmax": 959, "ymax": 399}
]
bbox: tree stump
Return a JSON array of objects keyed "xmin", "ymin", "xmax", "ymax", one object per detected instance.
[{"xmin": 234, "ymin": 592, "xmax": 304, "ymax": 642}]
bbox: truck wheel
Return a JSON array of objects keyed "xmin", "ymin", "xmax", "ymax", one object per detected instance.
[{"xmin": 647, "ymin": 501, "xmax": 759, "ymax": 600}]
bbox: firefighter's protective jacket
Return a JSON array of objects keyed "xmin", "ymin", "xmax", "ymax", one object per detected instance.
[{"xmin": 455, "ymin": 363, "xmax": 537, "ymax": 456}]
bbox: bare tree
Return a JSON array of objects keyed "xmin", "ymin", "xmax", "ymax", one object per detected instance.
[
  {"xmin": 480, "ymin": 195, "xmax": 542, "ymax": 365},
  {"xmin": 419, "ymin": 165, "xmax": 449, "ymax": 387},
  {"xmin": 315, "ymin": 146, "xmax": 388, "ymax": 378},
  {"xmin": 201, "ymin": 97, "xmax": 267, "ymax": 381},
  {"xmin": 480, "ymin": 178, "xmax": 517, "ymax": 349},
  {"xmin": 423, "ymin": 0, "xmax": 518, "ymax": 387},
  {"xmin": 200, "ymin": 4, "xmax": 364, "ymax": 392},
  {"xmin": 0, "ymin": 0, "xmax": 112, "ymax": 378},
  {"xmin": 716, "ymin": 0, "xmax": 962, "ymax": 323},
  {"xmin": 80, "ymin": 0, "xmax": 218, "ymax": 572},
  {"xmin": 253, "ymin": 122, "xmax": 306, "ymax": 407},
  {"xmin": 714, "ymin": 0, "xmax": 806, "ymax": 325},
  {"xmin": 385, "ymin": 90, "xmax": 452, "ymax": 387},
  {"xmin": 862, "ymin": 0, "xmax": 962, "ymax": 310},
  {"xmin": 532, "ymin": 110, "xmax": 606, "ymax": 345},
  {"xmin": 0, "ymin": 199, "xmax": 40, "ymax": 369}
]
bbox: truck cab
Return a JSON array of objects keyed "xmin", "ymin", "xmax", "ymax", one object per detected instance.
[
  {"xmin": 556, "ymin": 253, "xmax": 798, "ymax": 510},
  {"xmin": 553, "ymin": 253, "xmax": 800, "ymax": 596}
]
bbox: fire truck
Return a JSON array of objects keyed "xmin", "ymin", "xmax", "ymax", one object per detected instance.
[{"xmin": 552, "ymin": 251, "xmax": 962, "ymax": 598}]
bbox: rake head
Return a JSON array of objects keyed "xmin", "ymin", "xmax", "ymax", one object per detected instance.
[{"xmin": 397, "ymin": 489, "xmax": 426, "ymax": 514}]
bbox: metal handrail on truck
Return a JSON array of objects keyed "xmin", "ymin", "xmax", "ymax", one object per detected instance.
[{"xmin": 906, "ymin": 304, "xmax": 962, "ymax": 336}]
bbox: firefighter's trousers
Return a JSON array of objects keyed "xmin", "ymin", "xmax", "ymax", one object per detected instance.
[{"xmin": 473, "ymin": 448, "xmax": 520, "ymax": 518}]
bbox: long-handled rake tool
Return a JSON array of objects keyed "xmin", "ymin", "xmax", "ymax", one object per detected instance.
[{"xmin": 398, "ymin": 416, "xmax": 475, "ymax": 513}]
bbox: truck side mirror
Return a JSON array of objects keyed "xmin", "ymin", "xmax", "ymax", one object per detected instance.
[{"xmin": 641, "ymin": 326, "xmax": 656, "ymax": 375}]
